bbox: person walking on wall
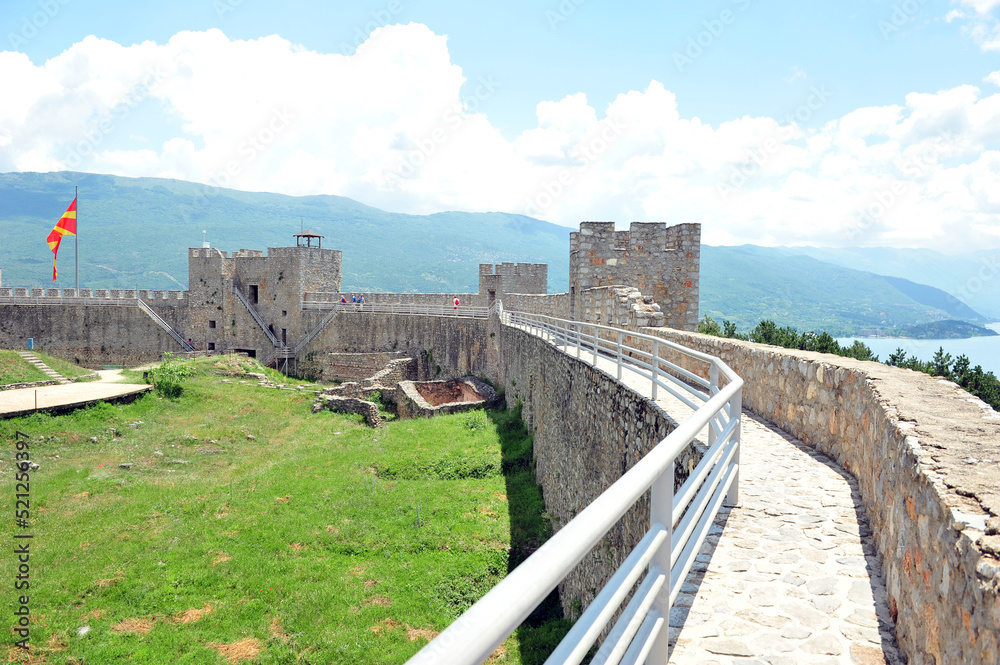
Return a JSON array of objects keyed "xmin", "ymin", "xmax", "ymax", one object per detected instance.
[
  {"xmin": 340, "ymin": 295, "xmax": 347, "ymax": 312},
  {"xmin": 454, "ymin": 297, "xmax": 460, "ymax": 312}
]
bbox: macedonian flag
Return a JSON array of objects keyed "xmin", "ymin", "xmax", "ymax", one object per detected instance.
[{"xmin": 47, "ymin": 198, "xmax": 77, "ymax": 281}]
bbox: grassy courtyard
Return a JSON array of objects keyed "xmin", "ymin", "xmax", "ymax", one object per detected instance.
[{"xmin": 1, "ymin": 356, "xmax": 566, "ymax": 664}]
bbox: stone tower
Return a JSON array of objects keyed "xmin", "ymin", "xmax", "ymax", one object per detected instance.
[{"xmin": 569, "ymin": 222, "xmax": 700, "ymax": 331}]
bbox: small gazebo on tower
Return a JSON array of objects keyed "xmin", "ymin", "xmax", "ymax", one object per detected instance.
[{"xmin": 294, "ymin": 230, "xmax": 324, "ymax": 248}]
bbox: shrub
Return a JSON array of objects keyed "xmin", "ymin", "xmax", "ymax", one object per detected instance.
[{"xmin": 147, "ymin": 352, "xmax": 192, "ymax": 398}]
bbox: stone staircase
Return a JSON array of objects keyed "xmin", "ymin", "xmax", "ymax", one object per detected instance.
[{"xmin": 17, "ymin": 351, "xmax": 70, "ymax": 384}]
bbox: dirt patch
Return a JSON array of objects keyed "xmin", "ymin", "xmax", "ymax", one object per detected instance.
[
  {"xmin": 365, "ymin": 596, "xmax": 392, "ymax": 607},
  {"xmin": 174, "ymin": 604, "xmax": 212, "ymax": 624},
  {"xmin": 363, "ymin": 579, "xmax": 380, "ymax": 588},
  {"xmin": 406, "ymin": 627, "xmax": 439, "ymax": 642},
  {"xmin": 46, "ymin": 634, "xmax": 68, "ymax": 651},
  {"xmin": 487, "ymin": 644, "xmax": 509, "ymax": 662},
  {"xmin": 269, "ymin": 617, "xmax": 289, "ymax": 643},
  {"xmin": 94, "ymin": 577, "xmax": 122, "ymax": 588},
  {"xmin": 415, "ymin": 380, "xmax": 484, "ymax": 406},
  {"xmin": 206, "ymin": 638, "xmax": 261, "ymax": 664},
  {"xmin": 111, "ymin": 617, "xmax": 154, "ymax": 634},
  {"xmin": 369, "ymin": 618, "xmax": 401, "ymax": 635},
  {"xmin": 212, "ymin": 552, "xmax": 233, "ymax": 566},
  {"xmin": 4, "ymin": 646, "xmax": 48, "ymax": 664}
]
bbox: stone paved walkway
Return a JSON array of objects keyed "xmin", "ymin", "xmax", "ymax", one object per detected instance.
[
  {"xmin": 666, "ymin": 412, "xmax": 902, "ymax": 665},
  {"xmin": 519, "ymin": 324, "xmax": 902, "ymax": 664}
]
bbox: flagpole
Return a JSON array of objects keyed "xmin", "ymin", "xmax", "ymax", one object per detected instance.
[{"xmin": 75, "ymin": 185, "xmax": 79, "ymax": 292}]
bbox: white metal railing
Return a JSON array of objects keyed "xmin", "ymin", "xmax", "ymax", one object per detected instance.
[
  {"xmin": 294, "ymin": 307, "xmax": 339, "ymax": 354},
  {"xmin": 137, "ymin": 299, "xmax": 195, "ymax": 352},
  {"xmin": 408, "ymin": 307, "xmax": 743, "ymax": 665},
  {"xmin": 302, "ymin": 301, "xmax": 490, "ymax": 319}
]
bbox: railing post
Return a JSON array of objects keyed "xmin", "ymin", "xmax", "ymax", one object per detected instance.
[
  {"xmin": 592, "ymin": 326, "xmax": 598, "ymax": 365},
  {"xmin": 708, "ymin": 364, "xmax": 720, "ymax": 448},
  {"xmin": 649, "ymin": 460, "xmax": 674, "ymax": 663},
  {"xmin": 575, "ymin": 324, "xmax": 581, "ymax": 359},
  {"xmin": 651, "ymin": 340, "xmax": 659, "ymax": 400},
  {"xmin": 616, "ymin": 331, "xmax": 622, "ymax": 380},
  {"xmin": 727, "ymin": 385, "xmax": 743, "ymax": 507}
]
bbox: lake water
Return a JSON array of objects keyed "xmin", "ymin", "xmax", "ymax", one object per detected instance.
[{"xmin": 838, "ymin": 323, "xmax": 1000, "ymax": 376}]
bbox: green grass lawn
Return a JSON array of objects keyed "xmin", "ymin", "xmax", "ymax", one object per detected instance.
[
  {"xmin": 0, "ymin": 350, "xmax": 49, "ymax": 385},
  {"xmin": 0, "ymin": 356, "xmax": 567, "ymax": 664}
]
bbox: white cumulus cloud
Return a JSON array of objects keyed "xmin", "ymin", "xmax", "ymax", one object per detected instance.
[{"xmin": 1, "ymin": 26, "xmax": 999, "ymax": 253}]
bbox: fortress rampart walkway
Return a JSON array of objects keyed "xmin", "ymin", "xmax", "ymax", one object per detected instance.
[{"xmin": 512, "ymin": 313, "xmax": 901, "ymax": 664}]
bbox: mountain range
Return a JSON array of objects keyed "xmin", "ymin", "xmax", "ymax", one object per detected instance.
[{"xmin": 0, "ymin": 171, "xmax": 995, "ymax": 338}]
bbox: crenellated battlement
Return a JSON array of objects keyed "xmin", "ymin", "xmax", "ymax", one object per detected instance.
[
  {"xmin": 0, "ymin": 287, "xmax": 186, "ymax": 303},
  {"xmin": 478, "ymin": 261, "xmax": 548, "ymax": 301},
  {"xmin": 569, "ymin": 221, "xmax": 699, "ymax": 330}
]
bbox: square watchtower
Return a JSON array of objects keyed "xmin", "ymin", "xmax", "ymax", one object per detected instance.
[{"xmin": 569, "ymin": 221, "xmax": 700, "ymax": 331}]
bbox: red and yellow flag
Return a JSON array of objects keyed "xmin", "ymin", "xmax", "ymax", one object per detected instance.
[{"xmin": 47, "ymin": 198, "xmax": 77, "ymax": 281}]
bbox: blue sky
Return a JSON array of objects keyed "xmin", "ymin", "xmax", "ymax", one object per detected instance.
[
  {"xmin": 7, "ymin": 0, "xmax": 997, "ymax": 135},
  {"xmin": 2, "ymin": 0, "xmax": 999, "ymax": 250}
]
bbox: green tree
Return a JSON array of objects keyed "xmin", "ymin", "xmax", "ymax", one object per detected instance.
[
  {"xmin": 931, "ymin": 347, "xmax": 953, "ymax": 378},
  {"xmin": 843, "ymin": 340, "xmax": 878, "ymax": 362},
  {"xmin": 952, "ymin": 355, "xmax": 971, "ymax": 384},
  {"xmin": 698, "ymin": 315, "xmax": 722, "ymax": 336},
  {"xmin": 887, "ymin": 348, "xmax": 907, "ymax": 366}
]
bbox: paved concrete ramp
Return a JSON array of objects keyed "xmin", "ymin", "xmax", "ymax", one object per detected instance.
[{"xmin": 0, "ymin": 381, "xmax": 152, "ymax": 418}]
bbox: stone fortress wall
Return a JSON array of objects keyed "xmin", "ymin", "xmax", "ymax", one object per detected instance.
[
  {"xmin": 491, "ymin": 315, "xmax": 703, "ymax": 620},
  {"xmin": 0, "ymin": 303, "xmax": 183, "ymax": 367}
]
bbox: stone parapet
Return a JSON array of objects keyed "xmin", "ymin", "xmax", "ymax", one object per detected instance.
[
  {"xmin": 0, "ymin": 288, "xmax": 184, "ymax": 301},
  {"xmin": 302, "ymin": 292, "xmax": 486, "ymax": 307}
]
